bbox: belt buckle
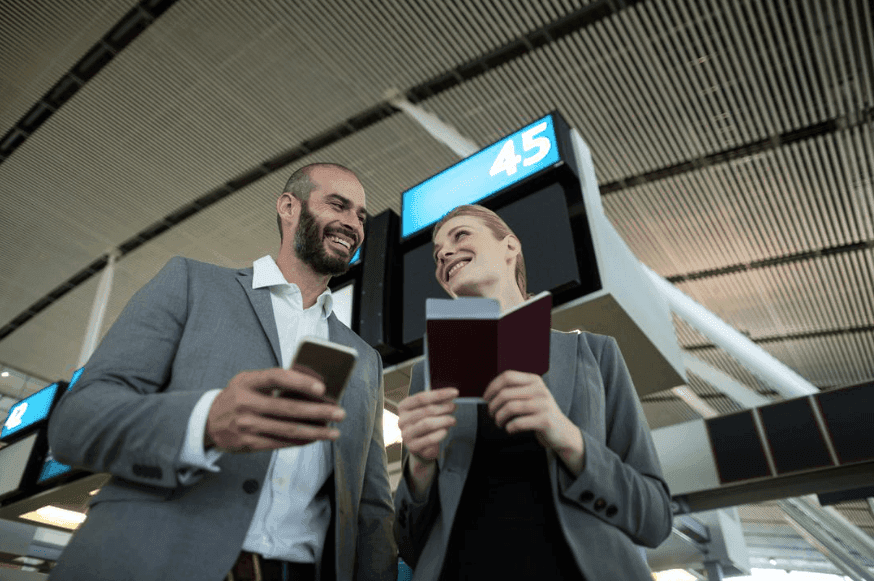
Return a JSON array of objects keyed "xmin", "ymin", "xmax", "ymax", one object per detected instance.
[{"xmin": 227, "ymin": 551, "xmax": 264, "ymax": 581}]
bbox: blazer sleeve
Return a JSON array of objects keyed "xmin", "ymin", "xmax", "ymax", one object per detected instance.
[
  {"xmin": 356, "ymin": 352, "xmax": 399, "ymax": 581},
  {"xmin": 392, "ymin": 362, "xmax": 441, "ymax": 569},
  {"xmin": 47, "ymin": 257, "xmax": 203, "ymax": 489},
  {"xmin": 556, "ymin": 335, "xmax": 673, "ymax": 548}
]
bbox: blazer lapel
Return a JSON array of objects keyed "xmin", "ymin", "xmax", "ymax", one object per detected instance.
[
  {"xmin": 235, "ymin": 270, "xmax": 282, "ymax": 366},
  {"xmin": 544, "ymin": 331, "xmax": 579, "ymax": 416}
]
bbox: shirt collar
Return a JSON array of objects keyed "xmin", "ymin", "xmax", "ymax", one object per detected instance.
[{"xmin": 252, "ymin": 255, "xmax": 333, "ymax": 317}]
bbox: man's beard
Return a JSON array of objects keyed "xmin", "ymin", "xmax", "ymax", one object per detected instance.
[{"xmin": 294, "ymin": 200, "xmax": 357, "ymax": 276}]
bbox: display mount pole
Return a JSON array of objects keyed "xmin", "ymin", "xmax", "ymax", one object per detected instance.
[{"xmin": 77, "ymin": 250, "xmax": 120, "ymax": 368}]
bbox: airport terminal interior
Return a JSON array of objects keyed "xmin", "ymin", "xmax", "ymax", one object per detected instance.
[{"xmin": 1, "ymin": 1, "xmax": 873, "ymax": 579}]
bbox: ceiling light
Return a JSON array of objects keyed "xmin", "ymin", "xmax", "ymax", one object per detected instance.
[
  {"xmin": 20, "ymin": 505, "xmax": 87, "ymax": 530},
  {"xmin": 383, "ymin": 409, "xmax": 402, "ymax": 446},
  {"xmin": 13, "ymin": 556, "xmax": 45, "ymax": 565},
  {"xmin": 769, "ymin": 558, "xmax": 777, "ymax": 566},
  {"xmin": 1, "ymin": 371, "xmax": 9, "ymax": 377},
  {"xmin": 653, "ymin": 570, "xmax": 697, "ymax": 581}
]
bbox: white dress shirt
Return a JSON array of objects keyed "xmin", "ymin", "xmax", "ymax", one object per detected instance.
[{"xmin": 178, "ymin": 255, "xmax": 334, "ymax": 562}]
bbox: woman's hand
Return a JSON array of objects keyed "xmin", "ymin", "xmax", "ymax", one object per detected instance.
[
  {"xmin": 483, "ymin": 370, "xmax": 585, "ymax": 475},
  {"xmin": 397, "ymin": 387, "xmax": 459, "ymax": 495}
]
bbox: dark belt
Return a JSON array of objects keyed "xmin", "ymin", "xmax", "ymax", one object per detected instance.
[{"xmin": 226, "ymin": 551, "xmax": 316, "ymax": 581}]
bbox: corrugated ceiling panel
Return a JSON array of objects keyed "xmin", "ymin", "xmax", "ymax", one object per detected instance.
[
  {"xmin": 0, "ymin": 272, "xmax": 104, "ymax": 382},
  {"xmin": 639, "ymin": 396, "xmax": 702, "ymax": 430},
  {"xmin": 687, "ymin": 346, "xmax": 784, "ymax": 394},
  {"xmin": 602, "ymin": 123, "xmax": 874, "ymax": 278},
  {"xmin": 0, "ymin": 0, "xmax": 598, "ymax": 325},
  {"xmin": 0, "ymin": 0, "xmax": 136, "ymax": 134},
  {"xmin": 0, "ymin": 115, "xmax": 464, "ymax": 380},
  {"xmin": 761, "ymin": 332, "xmax": 874, "ymax": 389},
  {"xmin": 675, "ymin": 249, "xmax": 874, "ymax": 338},
  {"xmin": 833, "ymin": 501, "xmax": 874, "ymax": 529}
]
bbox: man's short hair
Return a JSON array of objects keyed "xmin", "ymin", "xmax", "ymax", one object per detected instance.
[{"xmin": 276, "ymin": 163, "xmax": 358, "ymax": 240}]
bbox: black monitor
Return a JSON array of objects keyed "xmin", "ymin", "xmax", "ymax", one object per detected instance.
[
  {"xmin": 401, "ymin": 181, "xmax": 593, "ymax": 351},
  {"xmin": 0, "ymin": 432, "xmax": 46, "ymax": 502}
]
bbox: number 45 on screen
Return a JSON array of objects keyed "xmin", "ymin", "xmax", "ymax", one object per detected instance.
[{"xmin": 489, "ymin": 122, "xmax": 551, "ymax": 177}]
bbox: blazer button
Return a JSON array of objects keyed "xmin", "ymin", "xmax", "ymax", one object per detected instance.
[
  {"xmin": 243, "ymin": 479, "xmax": 260, "ymax": 494},
  {"xmin": 594, "ymin": 498, "xmax": 607, "ymax": 511},
  {"xmin": 580, "ymin": 490, "xmax": 595, "ymax": 503},
  {"xmin": 606, "ymin": 505, "xmax": 618, "ymax": 518}
]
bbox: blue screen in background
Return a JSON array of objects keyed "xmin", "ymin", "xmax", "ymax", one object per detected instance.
[
  {"xmin": 350, "ymin": 247, "xmax": 361, "ymax": 265},
  {"xmin": 68, "ymin": 367, "xmax": 85, "ymax": 390},
  {"xmin": 1, "ymin": 382, "xmax": 59, "ymax": 440},
  {"xmin": 401, "ymin": 114, "xmax": 560, "ymax": 238},
  {"xmin": 38, "ymin": 457, "xmax": 73, "ymax": 483}
]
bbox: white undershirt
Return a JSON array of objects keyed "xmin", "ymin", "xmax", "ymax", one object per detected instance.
[{"xmin": 178, "ymin": 255, "xmax": 334, "ymax": 562}]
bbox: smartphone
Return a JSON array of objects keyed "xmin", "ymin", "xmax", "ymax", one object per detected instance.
[{"xmin": 281, "ymin": 336, "xmax": 359, "ymax": 404}]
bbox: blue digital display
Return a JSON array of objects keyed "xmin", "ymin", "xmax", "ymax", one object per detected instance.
[
  {"xmin": 68, "ymin": 367, "xmax": 85, "ymax": 391},
  {"xmin": 402, "ymin": 114, "xmax": 561, "ymax": 237},
  {"xmin": 1, "ymin": 382, "xmax": 59, "ymax": 440},
  {"xmin": 38, "ymin": 457, "xmax": 73, "ymax": 483},
  {"xmin": 350, "ymin": 247, "xmax": 361, "ymax": 265}
]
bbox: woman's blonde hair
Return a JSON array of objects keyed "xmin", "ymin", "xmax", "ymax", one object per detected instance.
[{"xmin": 432, "ymin": 204, "xmax": 529, "ymax": 298}]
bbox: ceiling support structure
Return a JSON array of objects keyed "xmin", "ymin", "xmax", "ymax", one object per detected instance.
[
  {"xmin": 779, "ymin": 497, "xmax": 874, "ymax": 581},
  {"xmin": 704, "ymin": 560, "xmax": 724, "ymax": 581},
  {"xmin": 647, "ymin": 266, "xmax": 874, "ymax": 578},
  {"xmin": 76, "ymin": 250, "xmax": 119, "ymax": 369},
  {"xmin": 682, "ymin": 354, "xmax": 771, "ymax": 408},
  {"xmin": 815, "ymin": 501, "xmax": 874, "ymax": 562},
  {"xmin": 386, "ymin": 93, "xmax": 480, "ymax": 159},
  {"xmin": 644, "ymin": 266, "xmax": 817, "ymax": 399}
]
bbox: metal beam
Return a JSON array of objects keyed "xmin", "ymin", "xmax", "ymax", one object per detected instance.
[
  {"xmin": 682, "ymin": 354, "xmax": 772, "ymax": 408},
  {"xmin": 645, "ymin": 266, "xmax": 818, "ymax": 399},
  {"xmin": 779, "ymin": 497, "xmax": 874, "ymax": 581},
  {"xmin": 77, "ymin": 250, "xmax": 119, "ymax": 368},
  {"xmin": 387, "ymin": 94, "xmax": 479, "ymax": 158}
]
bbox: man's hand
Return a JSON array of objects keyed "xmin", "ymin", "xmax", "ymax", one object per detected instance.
[
  {"xmin": 205, "ymin": 368, "xmax": 346, "ymax": 452},
  {"xmin": 484, "ymin": 370, "xmax": 585, "ymax": 474}
]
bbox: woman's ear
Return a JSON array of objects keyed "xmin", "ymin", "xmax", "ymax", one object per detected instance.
[{"xmin": 505, "ymin": 235, "xmax": 521, "ymax": 262}]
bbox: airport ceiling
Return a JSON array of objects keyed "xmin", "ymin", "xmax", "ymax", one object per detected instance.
[{"xmin": 0, "ymin": 0, "xmax": 872, "ymax": 574}]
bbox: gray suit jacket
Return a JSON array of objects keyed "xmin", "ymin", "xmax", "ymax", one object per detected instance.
[
  {"xmin": 394, "ymin": 330, "xmax": 671, "ymax": 580},
  {"xmin": 47, "ymin": 257, "xmax": 397, "ymax": 581}
]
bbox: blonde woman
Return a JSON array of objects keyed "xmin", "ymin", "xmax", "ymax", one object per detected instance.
[{"xmin": 394, "ymin": 205, "xmax": 671, "ymax": 580}]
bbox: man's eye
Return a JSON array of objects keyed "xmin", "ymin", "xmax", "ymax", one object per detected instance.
[{"xmin": 455, "ymin": 231, "xmax": 468, "ymax": 240}]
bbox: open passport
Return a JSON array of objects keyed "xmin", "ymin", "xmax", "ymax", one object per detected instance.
[{"xmin": 424, "ymin": 291, "xmax": 552, "ymax": 401}]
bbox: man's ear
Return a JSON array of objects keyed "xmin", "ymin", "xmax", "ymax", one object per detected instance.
[{"xmin": 277, "ymin": 193, "xmax": 299, "ymax": 229}]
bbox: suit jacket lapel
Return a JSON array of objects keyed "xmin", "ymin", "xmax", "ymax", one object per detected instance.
[
  {"xmin": 235, "ymin": 269, "xmax": 282, "ymax": 366},
  {"xmin": 544, "ymin": 331, "xmax": 579, "ymax": 416}
]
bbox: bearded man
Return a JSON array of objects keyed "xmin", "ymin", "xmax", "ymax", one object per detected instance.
[{"xmin": 48, "ymin": 163, "xmax": 397, "ymax": 581}]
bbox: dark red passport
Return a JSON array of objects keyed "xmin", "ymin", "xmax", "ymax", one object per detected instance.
[{"xmin": 425, "ymin": 291, "xmax": 552, "ymax": 400}]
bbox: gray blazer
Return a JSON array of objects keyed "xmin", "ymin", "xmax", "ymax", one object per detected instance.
[
  {"xmin": 47, "ymin": 257, "xmax": 397, "ymax": 581},
  {"xmin": 394, "ymin": 330, "xmax": 671, "ymax": 580}
]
